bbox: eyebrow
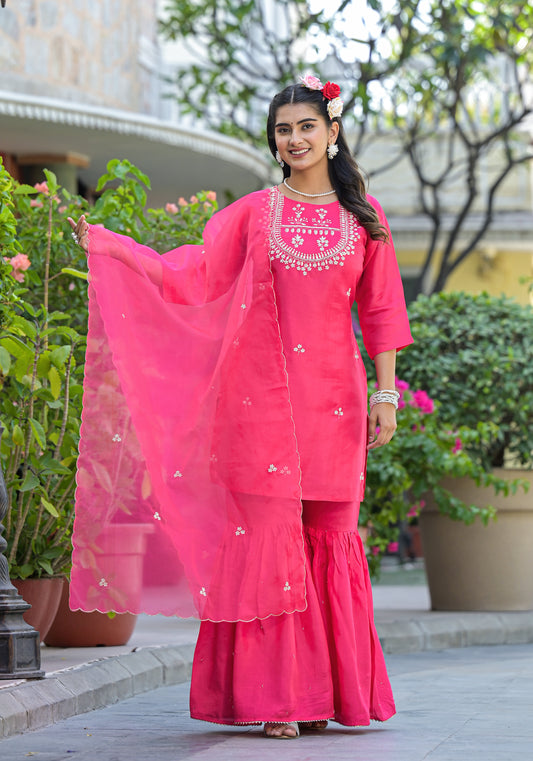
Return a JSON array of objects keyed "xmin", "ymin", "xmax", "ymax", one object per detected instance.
[{"xmin": 275, "ymin": 118, "xmax": 318, "ymax": 127}]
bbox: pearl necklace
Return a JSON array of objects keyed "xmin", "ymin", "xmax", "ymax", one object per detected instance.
[{"xmin": 283, "ymin": 178, "xmax": 336, "ymax": 198}]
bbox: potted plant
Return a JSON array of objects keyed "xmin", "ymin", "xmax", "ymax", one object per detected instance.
[
  {"xmin": 394, "ymin": 292, "xmax": 533, "ymax": 610},
  {"xmin": 361, "ymin": 379, "xmax": 516, "ymax": 579}
]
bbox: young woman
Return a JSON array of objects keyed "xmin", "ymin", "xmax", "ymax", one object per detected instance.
[{"xmin": 69, "ymin": 76, "xmax": 412, "ymax": 740}]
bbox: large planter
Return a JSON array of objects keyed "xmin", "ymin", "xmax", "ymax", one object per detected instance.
[
  {"xmin": 44, "ymin": 582, "xmax": 137, "ymax": 647},
  {"xmin": 12, "ymin": 577, "xmax": 65, "ymax": 640},
  {"xmin": 420, "ymin": 470, "xmax": 533, "ymax": 611}
]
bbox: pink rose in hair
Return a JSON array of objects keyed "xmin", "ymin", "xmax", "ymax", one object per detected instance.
[{"xmin": 299, "ymin": 74, "xmax": 323, "ymax": 90}]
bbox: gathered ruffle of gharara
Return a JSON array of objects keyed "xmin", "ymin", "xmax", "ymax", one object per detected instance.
[{"xmin": 190, "ymin": 521, "xmax": 395, "ymax": 726}]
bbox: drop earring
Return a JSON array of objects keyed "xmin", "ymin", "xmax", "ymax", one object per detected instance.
[
  {"xmin": 275, "ymin": 150, "xmax": 284, "ymax": 168},
  {"xmin": 327, "ymin": 143, "xmax": 339, "ymax": 160}
]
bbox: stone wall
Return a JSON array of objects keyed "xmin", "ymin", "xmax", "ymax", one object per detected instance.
[{"xmin": 0, "ymin": 0, "xmax": 162, "ymax": 114}]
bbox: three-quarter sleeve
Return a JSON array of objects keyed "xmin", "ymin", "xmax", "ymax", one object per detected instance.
[{"xmin": 354, "ymin": 196, "xmax": 413, "ymax": 359}]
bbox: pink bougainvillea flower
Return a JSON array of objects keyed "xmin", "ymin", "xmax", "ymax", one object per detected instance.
[
  {"xmin": 189, "ymin": 195, "xmax": 198, "ymax": 204},
  {"xmin": 299, "ymin": 74, "xmax": 323, "ymax": 90},
  {"xmin": 206, "ymin": 191, "xmax": 217, "ymax": 202},
  {"xmin": 410, "ymin": 389, "xmax": 435, "ymax": 414},
  {"xmin": 395, "ymin": 377, "xmax": 410, "ymax": 391},
  {"xmin": 165, "ymin": 202, "xmax": 179, "ymax": 214},
  {"xmin": 387, "ymin": 541, "xmax": 399, "ymax": 554},
  {"xmin": 398, "ymin": 398, "xmax": 405, "ymax": 410},
  {"xmin": 371, "ymin": 546, "xmax": 380, "ymax": 556},
  {"xmin": 178, "ymin": 197, "xmax": 188, "ymax": 206},
  {"xmin": 33, "ymin": 181, "xmax": 49, "ymax": 194},
  {"xmin": 30, "ymin": 199, "xmax": 43, "ymax": 208},
  {"xmin": 58, "ymin": 205, "xmax": 67, "ymax": 213},
  {"xmin": 407, "ymin": 499, "xmax": 425, "ymax": 518},
  {"xmin": 452, "ymin": 437, "xmax": 463, "ymax": 453}
]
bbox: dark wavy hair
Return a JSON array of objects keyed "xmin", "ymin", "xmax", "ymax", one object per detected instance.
[{"xmin": 267, "ymin": 84, "xmax": 388, "ymax": 242}]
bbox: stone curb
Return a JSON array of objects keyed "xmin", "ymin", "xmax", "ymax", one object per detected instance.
[
  {"xmin": 0, "ymin": 643, "xmax": 195, "ymax": 740},
  {"xmin": 378, "ymin": 611, "xmax": 533, "ymax": 654},
  {"xmin": 2, "ymin": 613, "xmax": 533, "ymax": 739}
]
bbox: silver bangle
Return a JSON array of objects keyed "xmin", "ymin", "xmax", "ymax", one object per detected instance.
[{"xmin": 369, "ymin": 389, "xmax": 400, "ymax": 410}]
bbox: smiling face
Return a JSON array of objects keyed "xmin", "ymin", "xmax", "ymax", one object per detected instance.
[{"xmin": 274, "ymin": 102, "xmax": 339, "ymax": 175}]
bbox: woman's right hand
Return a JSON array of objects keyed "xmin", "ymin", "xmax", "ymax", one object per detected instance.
[{"xmin": 68, "ymin": 215, "xmax": 89, "ymax": 252}]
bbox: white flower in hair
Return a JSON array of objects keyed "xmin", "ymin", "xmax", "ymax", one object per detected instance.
[{"xmin": 327, "ymin": 97, "xmax": 344, "ymax": 119}]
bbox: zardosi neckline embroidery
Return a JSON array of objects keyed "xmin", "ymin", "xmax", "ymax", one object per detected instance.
[{"xmin": 268, "ymin": 187, "xmax": 360, "ymax": 275}]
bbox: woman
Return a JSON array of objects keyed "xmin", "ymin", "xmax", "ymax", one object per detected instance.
[{"xmin": 69, "ymin": 76, "xmax": 412, "ymax": 739}]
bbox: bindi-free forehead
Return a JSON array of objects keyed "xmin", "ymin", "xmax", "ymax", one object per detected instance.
[{"xmin": 274, "ymin": 102, "xmax": 325, "ymax": 128}]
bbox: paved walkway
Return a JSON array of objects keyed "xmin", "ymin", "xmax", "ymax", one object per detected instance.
[
  {"xmin": 1, "ymin": 579, "xmax": 533, "ymax": 745},
  {"xmin": 2, "ymin": 643, "xmax": 533, "ymax": 760}
]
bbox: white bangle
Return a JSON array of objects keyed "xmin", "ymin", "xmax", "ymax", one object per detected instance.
[{"xmin": 369, "ymin": 389, "xmax": 400, "ymax": 410}]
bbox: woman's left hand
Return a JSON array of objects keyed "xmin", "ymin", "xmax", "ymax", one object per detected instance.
[{"xmin": 367, "ymin": 402, "xmax": 397, "ymax": 450}]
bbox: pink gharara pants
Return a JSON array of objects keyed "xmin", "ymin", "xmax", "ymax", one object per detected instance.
[{"xmin": 190, "ymin": 500, "xmax": 396, "ymax": 726}]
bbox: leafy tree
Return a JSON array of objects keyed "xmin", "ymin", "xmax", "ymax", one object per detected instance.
[{"xmin": 160, "ymin": 0, "xmax": 533, "ymax": 294}]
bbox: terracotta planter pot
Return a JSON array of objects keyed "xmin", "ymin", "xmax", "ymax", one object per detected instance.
[
  {"xmin": 44, "ymin": 582, "xmax": 137, "ymax": 648},
  {"xmin": 12, "ymin": 577, "xmax": 65, "ymax": 640},
  {"xmin": 420, "ymin": 469, "xmax": 533, "ymax": 611}
]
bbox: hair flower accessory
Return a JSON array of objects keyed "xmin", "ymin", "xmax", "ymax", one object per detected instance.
[
  {"xmin": 327, "ymin": 97, "xmax": 344, "ymax": 119},
  {"xmin": 300, "ymin": 74, "xmax": 344, "ymax": 119},
  {"xmin": 299, "ymin": 74, "xmax": 323, "ymax": 90},
  {"xmin": 322, "ymin": 81, "xmax": 341, "ymax": 100}
]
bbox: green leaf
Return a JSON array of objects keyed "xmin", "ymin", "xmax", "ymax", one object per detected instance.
[
  {"xmin": 38, "ymin": 559, "xmax": 55, "ymax": 576},
  {"xmin": 50, "ymin": 345, "xmax": 72, "ymax": 367},
  {"xmin": 13, "ymin": 184, "xmax": 40, "ymax": 195},
  {"xmin": 47, "ymin": 365, "xmax": 61, "ymax": 399},
  {"xmin": 1, "ymin": 335, "xmax": 32, "ymax": 360},
  {"xmin": 61, "ymin": 267, "xmax": 88, "ymax": 281},
  {"xmin": 41, "ymin": 496, "xmax": 59, "ymax": 518},
  {"xmin": 29, "ymin": 417, "xmax": 46, "ymax": 449},
  {"xmin": 0, "ymin": 345, "xmax": 11, "ymax": 374},
  {"xmin": 19, "ymin": 471, "xmax": 40, "ymax": 492},
  {"xmin": 12, "ymin": 423, "xmax": 25, "ymax": 446}
]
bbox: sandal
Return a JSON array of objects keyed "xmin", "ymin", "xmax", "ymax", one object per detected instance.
[
  {"xmin": 298, "ymin": 720, "xmax": 329, "ymax": 731},
  {"xmin": 263, "ymin": 721, "xmax": 300, "ymax": 739}
]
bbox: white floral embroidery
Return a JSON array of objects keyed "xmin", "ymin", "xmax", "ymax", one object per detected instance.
[
  {"xmin": 360, "ymin": 471, "xmax": 365, "ymax": 481},
  {"xmin": 242, "ymin": 397, "xmax": 252, "ymax": 406},
  {"xmin": 283, "ymin": 581, "xmax": 291, "ymax": 592},
  {"xmin": 210, "ymin": 453, "xmax": 218, "ymax": 463},
  {"xmin": 292, "ymin": 234, "xmax": 304, "ymax": 248},
  {"xmin": 99, "ymin": 578, "xmax": 109, "ymax": 588},
  {"xmin": 315, "ymin": 208, "xmax": 328, "ymax": 220},
  {"xmin": 235, "ymin": 526, "xmax": 246, "ymax": 536},
  {"xmin": 153, "ymin": 512, "xmax": 161, "ymax": 521},
  {"xmin": 233, "ymin": 337, "xmax": 240, "ymax": 347},
  {"xmin": 293, "ymin": 344, "xmax": 305, "ymax": 353},
  {"xmin": 292, "ymin": 203, "xmax": 305, "ymax": 220},
  {"xmin": 121, "ymin": 313, "xmax": 126, "ymax": 319},
  {"xmin": 346, "ymin": 288, "xmax": 352, "ymax": 297},
  {"xmin": 200, "ymin": 587, "xmax": 207, "ymax": 596},
  {"xmin": 334, "ymin": 407, "xmax": 344, "ymax": 417},
  {"xmin": 279, "ymin": 465, "xmax": 291, "ymax": 475},
  {"xmin": 354, "ymin": 350, "xmax": 359, "ymax": 359},
  {"xmin": 173, "ymin": 470, "xmax": 183, "ymax": 478},
  {"xmin": 240, "ymin": 303, "xmax": 246, "ymax": 309},
  {"xmin": 269, "ymin": 188, "xmax": 360, "ymax": 275},
  {"xmin": 112, "ymin": 434, "xmax": 122, "ymax": 443},
  {"xmin": 267, "ymin": 464, "xmax": 278, "ymax": 473}
]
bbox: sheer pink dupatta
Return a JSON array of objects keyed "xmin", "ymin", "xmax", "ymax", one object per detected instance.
[{"xmin": 70, "ymin": 190, "xmax": 307, "ymax": 622}]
